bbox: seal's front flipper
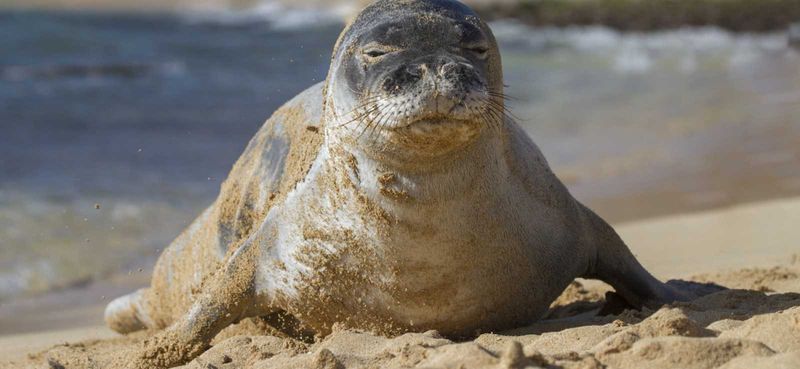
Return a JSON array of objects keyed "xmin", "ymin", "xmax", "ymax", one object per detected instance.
[
  {"xmin": 578, "ymin": 204, "xmax": 692, "ymax": 309},
  {"xmin": 126, "ymin": 240, "xmax": 263, "ymax": 369},
  {"xmin": 105, "ymin": 288, "xmax": 154, "ymax": 334}
]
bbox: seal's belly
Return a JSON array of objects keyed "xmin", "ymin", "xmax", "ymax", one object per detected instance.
[
  {"xmin": 259, "ymin": 154, "xmax": 581, "ymax": 336},
  {"xmin": 273, "ymin": 210, "xmax": 568, "ymax": 336}
]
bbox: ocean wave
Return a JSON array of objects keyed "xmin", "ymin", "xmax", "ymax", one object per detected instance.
[
  {"xmin": 0, "ymin": 260, "xmax": 56, "ymax": 301},
  {"xmin": 0, "ymin": 190, "xmax": 197, "ymax": 301},
  {"xmin": 178, "ymin": 1, "xmax": 352, "ymax": 30},
  {"xmin": 490, "ymin": 21, "xmax": 794, "ymax": 74}
]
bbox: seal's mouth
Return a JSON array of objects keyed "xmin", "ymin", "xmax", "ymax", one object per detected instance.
[
  {"xmin": 340, "ymin": 88, "xmax": 494, "ymax": 140},
  {"xmin": 391, "ymin": 114, "xmax": 476, "ymax": 130}
]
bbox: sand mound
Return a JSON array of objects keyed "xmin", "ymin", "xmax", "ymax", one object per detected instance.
[{"xmin": 3, "ymin": 263, "xmax": 799, "ymax": 369}]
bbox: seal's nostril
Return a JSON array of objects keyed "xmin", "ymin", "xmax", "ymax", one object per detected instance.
[
  {"xmin": 406, "ymin": 64, "xmax": 423, "ymax": 78},
  {"xmin": 383, "ymin": 64, "xmax": 425, "ymax": 92},
  {"xmin": 381, "ymin": 76, "xmax": 395, "ymax": 92},
  {"xmin": 440, "ymin": 62, "xmax": 458, "ymax": 75}
]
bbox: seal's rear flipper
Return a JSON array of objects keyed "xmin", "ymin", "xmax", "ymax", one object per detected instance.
[
  {"xmin": 105, "ymin": 288, "xmax": 153, "ymax": 334},
  {"xmin": 578, "ymin": 203, "xmax": 697, "ymax": 309}
]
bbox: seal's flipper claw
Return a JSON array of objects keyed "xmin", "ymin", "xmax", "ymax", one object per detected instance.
[{"xmin": 666, "ymin": 279, "xmax": 727, "ymax": 299}]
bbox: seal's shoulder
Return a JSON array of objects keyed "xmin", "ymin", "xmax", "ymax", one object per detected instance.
[
  {"xmin": 264, "ymin": 82, "xmax": 326, "ymax": 204},
  {"xmin": 214, "ymin": 83, "xmax": 326, "ymax": 248},
  {"xmin": 503, "ymin": 119, "xmax": 575, "ymax": 211}
]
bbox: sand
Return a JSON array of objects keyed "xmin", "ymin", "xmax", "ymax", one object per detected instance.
[
  {"xmin": 616, "ymin": 196, "xmax": 800, "ymax": 279},
  {"xmin": 0, "ymin": 196, "xmax": 798, "ymax": 369},
  {"xmin": 2, "ymin": 264, "xmax": 798, "ymax": 369}
]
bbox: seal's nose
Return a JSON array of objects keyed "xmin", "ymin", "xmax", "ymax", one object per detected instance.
[
  {"xmin": 406, "ymin": 55, "xmax": 480, "ymax": 114},
  {"xmin": 435, "ymin": 54, "xmax": 458, "ymax": 73},
  {"xmin": 437, "ymin": 59, "xmax": 477, "ymax": 84},
  {"xmin": 382, "ymin": 64, "xmax": 426, "ymax": 93}
]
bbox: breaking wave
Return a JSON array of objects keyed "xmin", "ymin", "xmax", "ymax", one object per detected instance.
[{"xmin": 178, "ymin": 1, "xmax": 353, "ymax": 30}]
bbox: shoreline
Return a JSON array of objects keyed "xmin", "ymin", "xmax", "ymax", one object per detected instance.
[{"xmin": 616, "ymin": 196, "xmax": 800, "ymax": 279}]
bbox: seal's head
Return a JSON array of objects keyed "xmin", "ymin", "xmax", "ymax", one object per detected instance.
[{"xmin": 325, "ymin": 0, "xmax": 504, "ymax": 163}]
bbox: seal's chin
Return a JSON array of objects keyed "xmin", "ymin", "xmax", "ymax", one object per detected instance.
[{"xmin": 371, "ymin": 113, "xmax": 485, "ymax": 161}]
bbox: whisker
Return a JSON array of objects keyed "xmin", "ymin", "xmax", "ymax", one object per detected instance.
[
  {"xmin": 359, "ymin": 104, "xmax": 389, "ymax": 140},
  {"xmin": 348, "ymin": 103, "xmax": 376, "ymax": 134},
  {"xmin": 476, "ymin": 101, "xmax": 502, "ymax": 130},
  {"xmin": 356, "ymin": 110, "xmax": 383, "ymax": 140},
  {"xmin": 486, "ymin": 90, "xmax": 519, "ymax": 101},
  {"xmin": 334, "ymin": 95, "xmax": 387, "ymax": 129},
  {"xmin": 484, "ymin": 98, "xmax": 522, "ymax": 121},
  {"xmin": 335, "ymin": 106, "xmax": 377, "ymax": 129},
  {"xmin": 484, "ymin": 106, "xmax": 504, "ymax": 126},
  {"xmin": 368, "ymin": 100, "xmax": 396, "ymax": 143},
  {"xmin": 482, "ymin": 101, "xmax": 509, "ymax": 125}
]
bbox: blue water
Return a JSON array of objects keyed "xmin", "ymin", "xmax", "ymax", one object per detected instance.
[
  {"xmin": 1, "ymin": 11, "xmax": 339, "ymax": 201},
  {"xmin": 0, "ymin": 10, "xmax": 343, "ymax": 299}
]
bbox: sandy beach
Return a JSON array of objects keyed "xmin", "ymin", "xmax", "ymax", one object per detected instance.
[
  {"xmin": 1, "ymin": 195, "xmax": 797, "ymax": 369},
  {"xmin": 1, "ymin": 1, "xmax": 798, "ymax": 368}
]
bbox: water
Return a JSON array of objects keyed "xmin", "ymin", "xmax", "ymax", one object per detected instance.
[
  {"xmin": 1, "ymin": 10, "xmax": 798, "ymax": 301},
  {"xmin": 0, "ymin": 10, "xmax": 340, "ymax": 299},
  {"xmin": 494, "ymin": 22, "xmax": 800, "ymax": 218}
]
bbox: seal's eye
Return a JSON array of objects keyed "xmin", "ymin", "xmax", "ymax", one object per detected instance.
[
  {"xmin": 466, "ymin": 46, "xmax": 489, "ymax": 59},
  {"xmin": 361, "ymin": 45, "xmax": 393, "ymax": 62},
  {"xmin": 364, "ymin": 49, "xmax": 388, "ymax": 58}
]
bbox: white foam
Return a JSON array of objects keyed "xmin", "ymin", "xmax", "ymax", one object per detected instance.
[
  {"xmin": 489, "ymin": 22, "xmax": 790, "ymax": 75},
  {"xmin": 179, "ymin": 1, "xmax": 353, "ymax": 30},
  {"xmin": 0, "ymin": 260, "xmax": 56, "ymax": 300}
]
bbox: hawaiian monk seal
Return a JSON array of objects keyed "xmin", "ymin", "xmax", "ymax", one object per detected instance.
[{"xmin": 106, "ymin": 0, "xmax": 702, "ymax": 367}]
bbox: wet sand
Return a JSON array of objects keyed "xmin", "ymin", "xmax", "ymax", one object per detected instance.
[
  {"xmin": 569, "ymin": 122, "xmax": 800, "ymax": 223},
  {"xmin": 0, "ymin": 271, "xmax": 150, "ymax": 335}
]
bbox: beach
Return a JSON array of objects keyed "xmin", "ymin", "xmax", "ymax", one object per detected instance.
[
  {"xmin": 1, "ymin": 196, "xmax": 799, "ymax": 368},
  {"xmin": 2, "ymin": 10, "xmax": 797, "ymax": 302},
  {"xmin": 1, "ymin": 1, "xmax": 799, "ymax": 368}
]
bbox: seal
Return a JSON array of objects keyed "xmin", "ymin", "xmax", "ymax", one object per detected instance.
[{"xmin": 106, "ymin": 1, "xmax": 702, "ymax": 367}]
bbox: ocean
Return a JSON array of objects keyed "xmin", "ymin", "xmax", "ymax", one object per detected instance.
[{"xmin": 1, "ymin": 8, "xmax": 799, "ymax": 301}]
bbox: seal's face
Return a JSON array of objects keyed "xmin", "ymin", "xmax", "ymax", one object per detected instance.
[{"xmin": 326, "ymin": 0, "xmax": 504, "ymax": 161}]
